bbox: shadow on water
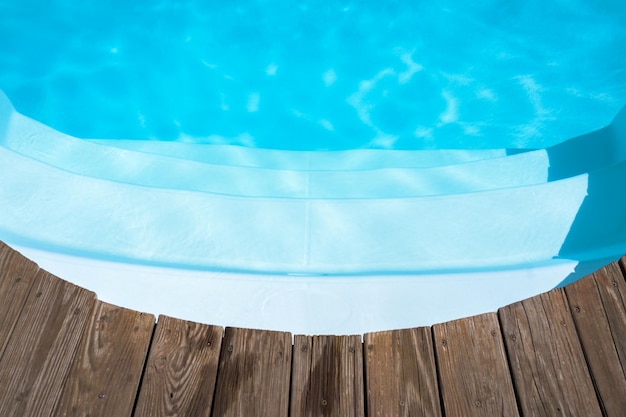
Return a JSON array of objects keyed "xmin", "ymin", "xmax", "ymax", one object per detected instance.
[{"xmin": 552, "ymin": 105, "xmax": 626, "ymax": 287}]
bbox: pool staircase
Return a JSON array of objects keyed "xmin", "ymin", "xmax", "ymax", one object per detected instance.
[
  {"xmin": 1, "ymin": 240, "xmax": 625, "ymax": 417},
  {"xmin": 3, "ymin": 89, "xmax": 626, "ymax": 276}
]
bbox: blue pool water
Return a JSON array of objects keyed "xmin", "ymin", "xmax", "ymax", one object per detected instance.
[
  {"xmin": 1, "ymin": 1, "xmax": 626, "ymax": 332},
  {"xmin": 1, "ymin": 1, "xmax": 625, "ymax": 150}
]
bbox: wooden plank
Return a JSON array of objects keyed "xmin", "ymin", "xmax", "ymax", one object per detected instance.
[
  {"xmin": 0, "ymin": 270, "xmax": 96, "ymax": 417},
  {"xmin": 133, "ymin": 315, "xmax": 223, "ymax": 417},
  {"xmin": 499, "ymin": 288, "xmax": 602, "ymax": 417},
  {"xmin": 565, "ymin": 262, "xmax": 626, "ymax": 417},
  {"xmin": 291, "ymin": 334, "xmax": 364, "ymax": 417},
  {"xmin": 433, "ymin": 313, "xmax": 519, "ymax": 417},
  {"xmin": 364, "ymin": 328, "xmax": 441, "ymax": 417},
  {"xmin": 211, "ymin": 327, "xmax": 292, "ymax": 417},
  {"xmin": 0, "ymin": 242, "xmax": 39, "ymax": 358},
  {"xmin": 52, "ymin": 301, "xmax": 154, "ymax": 417}
]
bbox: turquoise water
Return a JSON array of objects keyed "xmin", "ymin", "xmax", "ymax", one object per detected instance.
[
  {"xmin": 1, "ymin": 1, "xmax": 625, "ymax": 149},
  {"xmin": 1, "ymin": 1, "xmax": 626, "ymax": 278}
]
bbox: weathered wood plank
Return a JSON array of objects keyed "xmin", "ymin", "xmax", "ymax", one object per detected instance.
[
  {"xmin": 0, "ymin": 270, "xmax": 96, "ymax": 417},
  {"xmin": 133, "ymin": 315, "xmax": 223, "ymax": 417},
  {"xmin": 364, "ymin": 328, "xmax": 441, "ymax": 417},
  {"xmin": 565, "ymin": 262, "xmax": 626, "ymax": 417},
  {"xmin": 291, "ymin": 334, "xmax": 364, "ymax": 417},
  {"xmin": 211, "ymin": 327, "xmax": 291, "ymax": 417},
  {"xmin": 433, "ymin": 313, "xmax": 519, "ymax": 417},
  {"xmin": 499, "ymin": 288, "xmax": 602, "ymax": 417},
  {"xmin": 0, "ymin": 242, "xmax": 39, "ymax": 358},
  {"xmin": 52, "ymin": 301, "xmax": 154, "ymax": 417}
]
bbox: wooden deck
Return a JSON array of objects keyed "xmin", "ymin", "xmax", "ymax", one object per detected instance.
[{"xmin": 1, "ymin": 240, "xmax": 625, "ymax": 417}]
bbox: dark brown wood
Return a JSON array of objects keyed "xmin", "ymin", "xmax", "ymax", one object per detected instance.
[
  {"xmin": 499, "ymin": 288, "xmax": 602, "ymax": 417},
  {"xmin": 364, "ymin": 328, "xmax": 441, "ymax": 417},
  {"xmin": 133, "ymin": 315, "xmax": 223, "ymax": 417},
  {"xmin": 52, "ymin": 301, "xmax": 154, "ymax": 417},
  {"xmin": 211, "ymin": 327, "xmax": 291, "ymax": 417},
  {"xmin": 291, "ymin": 335, "xmax": 364, "ymax": 417},
  {"xmin": 0, "ymin": 270, "xmax": 96, "ymax": 417},
  {"xmin": 0, "ymin": 243, "xmax": 39, "ymax": 358},
  {"xmin": 565, "ymin": 262, "xmax": 626, "ymax": 417},
  {"xmin": 433, "ymin": 313, "xmax": 519, "ymax": 417}
]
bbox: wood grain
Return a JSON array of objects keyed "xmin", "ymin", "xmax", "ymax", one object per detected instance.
[
  {"xmin": 211, "ymin": 327, "xmax": 292, "ymax": 417},
  {"xmin": 0, "ymin": 270, "xmax": 96, "ymax": 417},
  {"xmin": 2, "ymin": 239, "xmax": 626, "ymax": 417},
  {"xmin": 52, "ymin": 301, "xmax": 154, "ymax": 417},
  {"xmin": 433, "ymin": 313, "xmax": 519, "ymax": 417},
  {"xmin": 291, "ymin": 335, "xmax": 364, "ymax": 417},
  {"xmin": 0, "ymin": 242, "xmax": 39, "ymax": 358},
  {"xmin": 364, "ymin": 328, "xmax": 441, "ymax": 417},
  {"xmin": 565, "ymin": 262, "xmax": 626, "ymax": 417},
  {"xmin": 133, "ymin": 315, "xmax": 223, "ymax": 417},
  {"xmin": 499, "ymin": 288, "xmax": 602, "ymax": 417}
]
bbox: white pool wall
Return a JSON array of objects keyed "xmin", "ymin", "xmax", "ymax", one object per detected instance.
[{"xmin": 12, "ymin": 244, "xmax": 577, "ymax": 335}]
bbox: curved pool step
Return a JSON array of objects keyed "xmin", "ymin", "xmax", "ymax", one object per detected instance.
[
  {"xmin": 0, "ymin": 242, "xmax": 624, "ymax": 416},
  {"xmin": 3, "ymin": 141, "xmax": 626, "ymax": 273},
  {"xmin": 2, "ymin": 91, "xmax": 626, "ymax": 199},
  {"xmin": 0, "ymin": 147, "xmax": 600, "ymax": 273},
  {"xmin": 87, "ymin": 138, "xmax": 514, "ymax": 170},
  {"xmin": 2, "ymin": 106, "xmax": 550, "ymax": 199},
  {"xmin": 1, "ymin": 128, "xmax": 550, "ymax": 199}
]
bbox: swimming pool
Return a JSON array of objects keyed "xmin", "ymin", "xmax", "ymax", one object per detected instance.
[
  {"xmin": 1, "ymin": 1, "xmax": 626, "ymax": 333},
  {"xmin": 3, "ymin": 0, "xmax": 625, "ymax": 149}
]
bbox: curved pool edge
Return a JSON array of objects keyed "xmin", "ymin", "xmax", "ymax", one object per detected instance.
[{"xmin": 9, "ymin": 242, "xmax": 590, "ymax": 335}]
